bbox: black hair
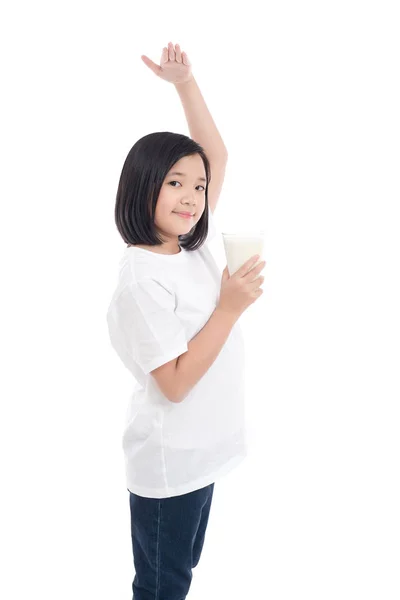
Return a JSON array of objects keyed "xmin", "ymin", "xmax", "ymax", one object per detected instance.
[{"xmin": 114, "ymin": 131, "xmax": 212, "ymax": 251}]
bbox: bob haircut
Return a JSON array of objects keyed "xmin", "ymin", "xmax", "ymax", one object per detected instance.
[{"xmin": 114, "ymin": 131, "xmax": 212, "ymax": 251}]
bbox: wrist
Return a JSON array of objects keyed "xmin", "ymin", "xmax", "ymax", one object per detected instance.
[
  {"xmin": 215, "ymin": 305, "xmax": 239, "ymax": 326},
  {"xmin": 174, "ymin": 75, "xmax": 195, "ymax": 88}
]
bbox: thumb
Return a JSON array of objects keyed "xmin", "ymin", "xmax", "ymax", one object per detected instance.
[
  {"xmin": 141, "ymin": 55, "xmax": 161, "ymax": 77},
  {"xmin": 222, "ymin": 265, "xmax": 230, "ymax": 281}
]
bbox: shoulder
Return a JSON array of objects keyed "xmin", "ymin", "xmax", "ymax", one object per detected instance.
[{"xmin": 127, "ymin": 276, "xmax": 176, "ymax": 307}]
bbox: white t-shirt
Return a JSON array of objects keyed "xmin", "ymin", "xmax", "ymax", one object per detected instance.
[{"xmin": 106, "ymin": 206, "xmax": 247, "ymax": 498}]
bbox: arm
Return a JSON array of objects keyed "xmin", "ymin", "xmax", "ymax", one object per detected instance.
[
  {"xmin": 141, "ymin": 42, "xmax": 228, "ymax": 213},
  {"xmin": 174, "ymin": 75, "xmax": 229, "ymax": 214},
  {"xmin": 174, "ymin": 75, "xmax": 228, "ymax": 162},
  {"xmin": 172, "ymin": 307, "xmax": 238, "ymax": 403},
  {"xmin": 150, "ymin": 306, "xmax": 237, "ymax": 403}
]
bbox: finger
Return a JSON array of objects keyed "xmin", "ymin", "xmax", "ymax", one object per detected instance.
[
  {"xmin": 175, "ymin": 43, "xmax": 182, "ymax": 63},
  {"xmin": 236, "ymin": 254, "xmax": 260, "ymax": 277},
  {"xmin": 182, "ymin": 51, "xmax": 191, "ymax": 66},
  {"xmin": 141, "ymin": 55, "xmax": 162, "ymax": 76},
  {"xmin": 168, "ymin": 41, "xmax": 175, "ymax": 61},
  {"xmin": 161, "ymin": 47, "xmax": 168, "ymax": 65},
  {"xmin": 255, "ymin": 275, "xmax": 265, "ymax": 287},
  {"xmin": 247, "ymin": 260, "xmax": 266, "ymax": 276}
]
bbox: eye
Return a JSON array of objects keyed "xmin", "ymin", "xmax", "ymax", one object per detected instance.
[{"xmin": 169, "ymin": 181, "xmax": 205, "ymax": 191}]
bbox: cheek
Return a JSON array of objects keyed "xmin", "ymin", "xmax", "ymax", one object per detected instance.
[{"xmin": 154, "ymin": 190, "xmax": 174, "ymax": 215}]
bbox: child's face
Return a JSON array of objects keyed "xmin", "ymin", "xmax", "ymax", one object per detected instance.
[{"xmin": 154, "ymin": 154, "xmax": 207, "ymax": 247}]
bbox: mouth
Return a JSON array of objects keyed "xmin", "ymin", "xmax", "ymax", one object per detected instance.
[{"xmin": 173, "ymin": 212, "xmax": 195, "ymax": 219}]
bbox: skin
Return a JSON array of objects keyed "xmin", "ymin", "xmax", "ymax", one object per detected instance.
[{"xmin": 132, "ymin": 153, "xmax": 207, "ymax": 255}]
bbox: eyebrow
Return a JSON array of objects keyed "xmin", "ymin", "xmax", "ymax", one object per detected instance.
[{"xmin": 167, "ymin": 171, "xmax": 207, "ymax": 183}]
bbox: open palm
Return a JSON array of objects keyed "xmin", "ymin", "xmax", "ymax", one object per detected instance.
[{"xmin": 141, "ymin": 42, "xmax": 193, "ymax": 84}]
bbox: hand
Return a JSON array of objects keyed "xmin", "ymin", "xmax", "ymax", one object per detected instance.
[
  {"xmin": 141, "ymin": 41, "xmax": 193, "ymax": 84},
  {"xmin": 217, "ymin": 255, "xmax": 266, "ymax": 319}
]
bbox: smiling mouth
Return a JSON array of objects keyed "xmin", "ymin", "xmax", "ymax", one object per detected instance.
[{"xmin": 174, "ymin": 212, "xmax": 195, "ymax": 219}]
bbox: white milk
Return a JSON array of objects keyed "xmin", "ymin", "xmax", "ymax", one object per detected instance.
[{"xmin": 222, "ymin": 233, "xmax": 265, "ymax": 277}]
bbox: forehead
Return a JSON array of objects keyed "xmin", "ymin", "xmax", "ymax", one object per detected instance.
[{"xmin": 168, "ymin": 154, "xmax": 206, "ymax": 176}]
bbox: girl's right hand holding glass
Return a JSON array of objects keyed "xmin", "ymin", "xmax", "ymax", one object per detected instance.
[{"xmin": 217, "ymin": 255, "xmax": 266, "ymax": 318}]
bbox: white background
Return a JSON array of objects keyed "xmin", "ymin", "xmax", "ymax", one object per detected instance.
[{"xmin": 1, "ymin": 1, "xmax": 399, "ymax": 598}]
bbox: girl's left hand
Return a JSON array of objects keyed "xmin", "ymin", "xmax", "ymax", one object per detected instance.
[{"xmin": 141, "ymin": 42, "xmax": 193, "ymax": 84}]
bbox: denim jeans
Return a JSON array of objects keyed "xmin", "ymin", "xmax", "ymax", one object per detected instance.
[{"xmin": 128, "ymin": 483, "xmax": 215, "ymax": 600}]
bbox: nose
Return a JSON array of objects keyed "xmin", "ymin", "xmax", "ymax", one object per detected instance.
[{"xmin": 181, "ymin": 198, "xmax": 196, "ymax": 210}]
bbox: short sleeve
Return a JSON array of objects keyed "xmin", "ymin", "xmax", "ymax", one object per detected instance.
[{"xmin": 107, "ymin": 278, "xmax": 188, "ymax": 375}]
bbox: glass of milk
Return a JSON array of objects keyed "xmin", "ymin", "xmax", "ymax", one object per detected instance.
[{"xmin": 222, "ymin": 230, "xmax": 265, "ymax": 277}]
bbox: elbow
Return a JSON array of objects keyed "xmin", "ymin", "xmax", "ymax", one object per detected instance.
[
  {"xmin": 168, "ymin": 393, "xmax": 180, "ymax": 404},
  {"xmin": 170, "ymin": 389, "xmax": 183, "ymax": 404},
  {"xmin": 163, "ymin": 386, "xmax": 180, "ymax": 404},
  {"xmin": 170, "ymin": 384, "xmax": 185, "ymax": 404},
  {"xmin": 165, "ymin": 382, "xmax": 182, "ymax": 404}
]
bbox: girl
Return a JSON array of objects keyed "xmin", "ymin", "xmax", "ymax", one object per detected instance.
[{"xmin": 106, "ymin": 42, "xmax": 266, "ymax": 600}]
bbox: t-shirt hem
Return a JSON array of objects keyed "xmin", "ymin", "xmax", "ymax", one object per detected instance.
[{"xmin": 126, "ymin": 450, "xmax": 247, "ymax": 499}]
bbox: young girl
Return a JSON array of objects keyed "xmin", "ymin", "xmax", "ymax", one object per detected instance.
[{"xmin": 106, "ymin": 42, "xmax": 266, "ymax": 600}]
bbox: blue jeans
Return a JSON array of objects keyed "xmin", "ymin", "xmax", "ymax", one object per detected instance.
[{"xmin": 128, "ymin": 483, "xmax": 215, "ymax": 600}]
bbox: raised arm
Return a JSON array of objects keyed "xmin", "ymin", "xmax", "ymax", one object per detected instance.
[{"xmin": 141, "ymin": 41, "xmax": 229, "ymax": 213}]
